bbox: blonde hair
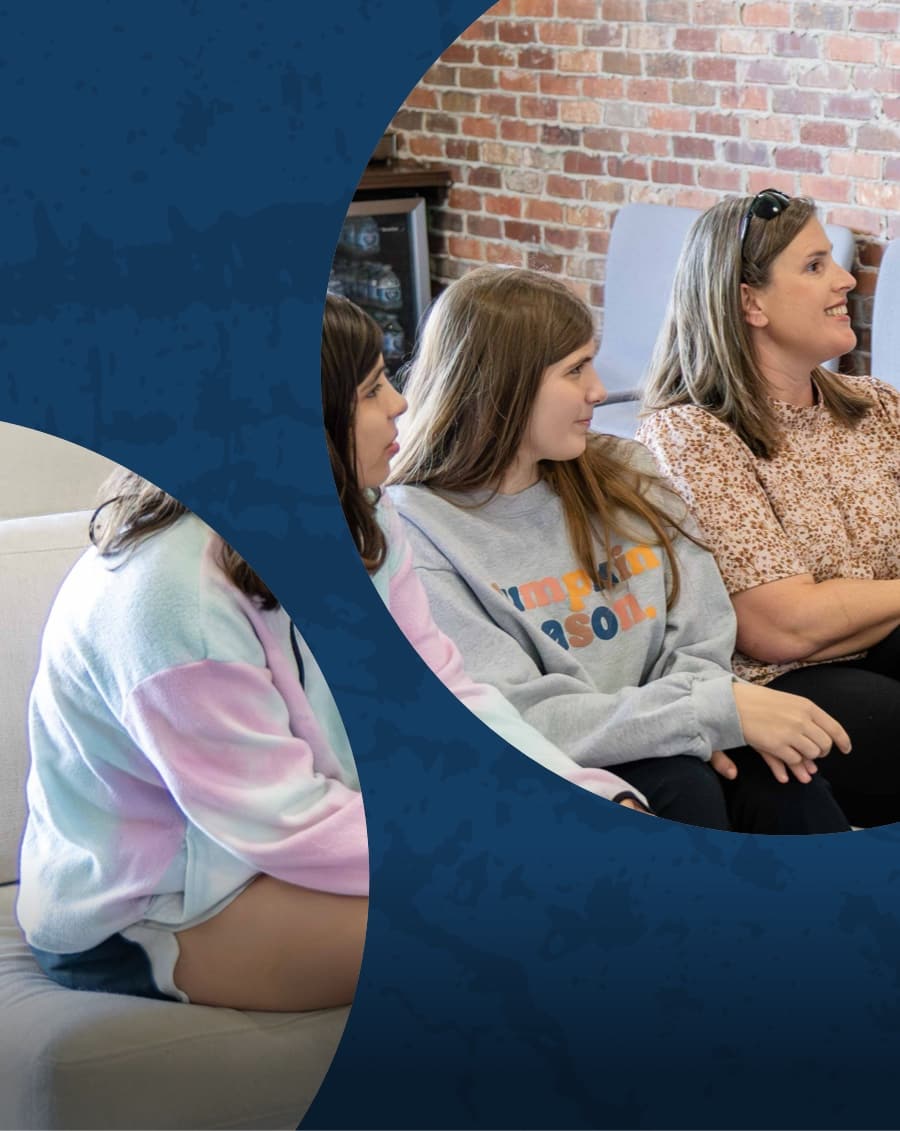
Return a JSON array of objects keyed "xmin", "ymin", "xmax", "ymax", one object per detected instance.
[
  {"xmin": 643, "ymin": 194, "xmax": 870, "ymax": 459},
  {"xmin": 391, "ymin": 266, "xmax": 693, "ymax": 606}
]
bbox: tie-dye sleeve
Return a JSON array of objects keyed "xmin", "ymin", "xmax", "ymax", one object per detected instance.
[{"xmin": 122, "ymin": 658, "xmax": 369, "ymax": 896}]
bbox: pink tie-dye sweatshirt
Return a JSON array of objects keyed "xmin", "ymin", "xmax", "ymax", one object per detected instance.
[{"xmin": 18, "ymin": 514, "xmax": 367, "ymax": 954}]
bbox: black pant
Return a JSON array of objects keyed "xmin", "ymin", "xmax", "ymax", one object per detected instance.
[
  {"xmin": 614, "ymin": 752, "xmax": 849, "ymax": 835},
  {"xmin": 767, "ymin": 625, "xmax": 900, "ymax": 828}
]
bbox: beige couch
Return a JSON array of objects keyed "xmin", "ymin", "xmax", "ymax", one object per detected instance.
[{"xmin": 0, "ymin": 509, "xmax": 348, "ymax": 1129}]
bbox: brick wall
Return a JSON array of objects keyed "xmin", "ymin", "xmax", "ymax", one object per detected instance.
[{"xmin": 387, "ymin": 0, "xmax": 900, "ymax": 372}]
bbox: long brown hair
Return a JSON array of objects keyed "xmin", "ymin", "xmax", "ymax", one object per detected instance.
[
  {"xmin": 320, "ymin": 294, "xmax": 388, "ymax": 572},
  {"xmin": 643, "ymin": 194, "xmax": 870, "ymax": 459},
  {"xmin": 90, "ymin": 468, "xmax": 278, "ymax": 609},
  {"xmin": 390, "ymin": 266, "xmax": 693, "ymax": 607}
]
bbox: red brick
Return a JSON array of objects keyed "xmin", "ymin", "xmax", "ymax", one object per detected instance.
[
  {"xmin": 468, "ymin": 166, "xmax": 503, "ymax": 188},
  {"xmin": 402, "ymin": 88, "xmax": 439, "ymax": 110},
  {"xmin": 858, "ymin": 241, "xmax": 884, "ymax": 268},
  {"xmin": 542, "ymin": 124, "xmax": 582, "ymax": 145},
  {"xmin": 647, "ymin": 0, "xmax": 690, "ymax": 19},
  {"xmin": 884, "ymin": 97, "xmax": 900, "ymax": 121},
  {"xmin": 720, "ymin": 85, "xmax": 769, "ymax": 110},
  {"xmin": 486, "ymin": 241, "xmax": 525, "ymax": 266},
  {"xmin": 672, "ymin": 81, "xmax": 717, "ymax": 105},
  {"xmin": 626, "ymin": 78, "xmax": 671, "ymax": 102},
  {"xmin": 586, "ymin": 179, "xmax": 626, "ymax": 203},
  {"xmin": 695, "ymin": 111, "xmax": 741, "ymax": 136},
  {"xmin": 720, "ymin": 29, "xmax": 769, "ymax": 53},
  {"xmin": 601, "ymin": 0, "xmax": 643, "ymax": 20},
  {"xmin": 799, "ymin": 120, "xmax": 849, "ymax": 147},
  {"xmin": 724, "ymin": 140, "xmax": 770, "ymax": 166},
  {"xmin": 448, "ymin": 236, "xmax": 485, "ymax": 260},
  {"xmin": 586, "ymin": 230, "xmax": 611, "ymax": 254},
  {"xmin": 674, "ymin": 28, "xmax": 718, "ymax": 51},
  {"xmin": 853, "ymin": 270, "xmax": 877, "ymax": 298},
  {"xmin": 693, "ymin": 55, "xmax": 736, "ymax": 82},
  {"xmin": 467, "ymin": 215, "xmax": 503, "ymax": 239},
  {"xmin": 884, "ymin": 42, "xmax": 900, "ymax": 67},
  {"xmin": 816, "ymin": 207, "xmax": 880, "ymax": 236},
  {"xmin": 606, "ymin": 156, "xmax": 649, "ymax": 180},
  {"xmin": 538, "ymin": 22, "xmax": 580, "ymax": 45},
  {"xmin": 646, "ymin": 53, "xmax": 690, "ymax": 79},
  {"xmin": 423, "ymin": 63, "xmax": 456, "ymax": 85},
  {"xmin": 559, "ymin": 49, "xmax": 602, "ymax": 73},
  {"xmin": 852, "ymin": 8, "xmax": 900, "ymax": 32},
  {"xmin": 528, "ymin": 251, "xmax": 564, "ymax": 273},
  {"xmin": 498, "ymin": 69, "xmax": 538, "ymax": 92},
  {"xmin": 854, "ymin": 68, "xmax": 900, "ymax": 95},
  {"xmin": 515, "ymin": 0, "xmax": 554, "ymax": 14},
  {"xmin": 517, "ymin": 46, "xmax": 556, "ymax": 69},
  {"xmin": 773, "ymin": 32, "xmax": 818, "ymax": 57},
  {"xmin": 627, "ymin": 24, "xmax": 671, "ymax": 50},
  {"xmin": 480, "ymin": 93, "xmax": 518, "ymax": 115},
  {"xmin": 445, "ymin": 139, "xmax": 482, "ymax": 161},
  {"xmin": 583, "ymin": 127, "xmax": 625, "ymax": 151},
  {"xmin": 545, "ymin": 225, "xmax": 582, "ymax": 248},
  {"xmin": 858, "ymin": 124, "xmax": 900, "ymax": 150},
  {"xmin": 520, "ymin": 95, "xmax": 560, "ymax": 119},
  {"xmin": 748, "ymin": 116, "xmax": 793, "ymax": 141},
  {"xmin": 441, "ymin": 91, "xmax": 478, "ymax": 113},
  {"xmin": 564, "ymin": 204, "xmax": 608, "ymax": 227},
  {"xmin": 539, "ymin": 73, "xmax": 582, "ymax": 94},
  {"xmin": 799, "ymin": 62, "xmax": 852, "ymax": 89},
  {"xmin": 427, "ymin": 112, "xmax": 459, "ymax": 135},
  {"xmin": 647, "ymin": 107, "xmax": 693, "ymax": 130},
  {"xmin": 745, "ymin": 57, "xmax": 791, "ymax": 83},
  {"xmin": 798, "ymin": 175, "xmax": 851, "ymax": 203},
  {"xmin": 498, "ymin": 20, "xmax": 535, "ymax": 43},
  {"xmin": 793, "ymin": 2, "xmax": 847, "ymax": 30},
  {"xmin": 431, "ymin": 211, "xmax": 464, "ymax": 234},
  {"xmin": 743, "ymin": 2, "xmax": 791, "ymax": 27},
  {"xmin": 558, "ymin": 0, "xmax": 600, "ymax": 15},
  {"xmin": 392, "ymin": 109, "xmax": 423, "ymax": 131},
  {"xmin": 857, "ymin": 182, "xmax": 900, "ymax": 211},
  {"xmin": 694, "ymin": 0, "xmax": 741, "ymax": 23},
  {"xmin": 627, "ymin": 131, "xmax": 670, "ymax": 156},
  {"xmin": 560, "ymin": 100, "xmax": 603, "ymax": 124},
  {"xmin": 442, "ymin": 44, "xmax": 476, "ymax": 64},
  {"xmin": 409, "ymin": 136, "xmax": 444, "ymax": 158},
  {"xmin": 698, "ymin": 165, "xmax": 743, "ymax": 191},
  {"xmin": 524, "ymin": 199, "xmax": 565, "ymax": 222},
  {"xmin": 829, "ymin": 151, "xmax": 882, "ymax": 179},
  {"xmin": 458, "ymin": 68, "xmax": 499, "ymax": 90},
  {"xmin": 772, "ymin": 88, "xmax": 823, "ymax": 114},
  {"xmin": 463, "ymin": 115, "xmax": 499, "ymax": 139},
  {"xmin": 459, "ymin": 19, "xmax": 497, "ymax": 42},
  {"xmin": 448, "ymin": 187, "xmax": 482, "ymax": 211},
  {"xmin": 581, "ymin": 76, "xmax": 627, "ymax": 98},
  {"xmin": 485, "ymin": 194, "xmax": 523, "ymax": 217},
  {"xmin": 602, "ymin": 50, "xmax": 642, "ymax": 74},
  {"xmin": 826, "ymin": 34, "xmax": 878, "ymax": 63},
  {"xmin": 504, "ymin": 219, "xmax": 543, "ymax": 243},
  {"xmin": 500, "ymin": 119, "xmax": 539, "ymax": 142},
  {"xmin": 888, "ymin": 157, "xmax": 900, "ymax": 182},
  {"xmin": 774, "ymin": 146, "xmax": 823, "ymax": 172},
  {"xmin": 674, "ymin": 135, "xmax": 716, "ymax": 159},
  {"xmin": 652, "ymin": 160, "xmax": 695, "ymax": 185},
  {"xmin": 583, "ymin": 24, "xmax": 626, "ymax": 47},
  {"xmin": 478, "ymin": 45, "xmax": 516, "ymax": 66},
  {"xmin": 546, "ymin": 175, "xmax": 586, "ymax": 200},
  {"xmin": 564, "ymin": 151, "xmax": 606, "ymax": 174}
]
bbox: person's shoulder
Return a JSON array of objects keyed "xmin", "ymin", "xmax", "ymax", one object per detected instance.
[
  {"xmin": 844, "ymin": 373, "xmax": 900, "ymax": 410},
  {"xmin": 639, "ymin": 402, "xmax": 735, "ymax": 439}
]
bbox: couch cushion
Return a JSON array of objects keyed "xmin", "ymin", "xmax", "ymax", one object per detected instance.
[
  {"xmin": 0, "ymin": 885, "xmax": 349, "ymax": 1129},
  {"xmin": 0, "ymin": 512, "xmax": 93, "ymax": 883}
]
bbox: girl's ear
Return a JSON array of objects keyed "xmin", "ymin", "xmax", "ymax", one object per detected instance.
[{"xmin": 740, "ymin": 282, "xmax": 769, "ymax": 329}]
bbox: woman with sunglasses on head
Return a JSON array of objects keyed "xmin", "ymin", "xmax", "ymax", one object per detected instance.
[
  {"xmin": 321, "ymin": 292, "xmax": 652, "ymax": 812},
  {"xmin": 18, "ymin": 471, "xmax": 369, "ymax": 1010},
  {"xmin": 638, "ymin": 190, "xmax": 900, "ymax": 827},
  {"xmin": 385, "ymin": 266, "xmax": 853, "ymax": 835}
]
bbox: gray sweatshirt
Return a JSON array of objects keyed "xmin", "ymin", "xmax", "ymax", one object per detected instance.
[{"xmin": 388, "ymin": 442, "xmax": 745, "ymax": 770}]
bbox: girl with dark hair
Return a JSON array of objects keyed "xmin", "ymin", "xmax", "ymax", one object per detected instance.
[
  {"xmin": 321, "ymin": 292, "xmax": 652, "ymax": 811},
  {"xmin": 18, "ymin": 468, "xmax": 368, "ymax": 1010},
  {"xmin": 639, "ymin": 191, "xmax": 900, "ymax": 827},
  {"xmin": 387, "ymin": 266, "xmax": 853, "ymax": 835}
]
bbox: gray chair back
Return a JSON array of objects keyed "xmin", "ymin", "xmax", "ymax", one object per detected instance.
[{"xmin": 871, "ymin": 238, "xmax": 900, "ymax": 389}]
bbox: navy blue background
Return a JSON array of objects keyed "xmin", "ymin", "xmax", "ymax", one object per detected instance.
[{"xmin": 3, "ymin": 3, "xmax": 900, "ymax": 1127}]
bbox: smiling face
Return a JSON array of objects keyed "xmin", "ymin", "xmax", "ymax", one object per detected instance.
[
  {"xmin": 353, "ymin": 356, "xmax": 408, "ymax": 489},
  {"xmin": 741, "ymin": 217, "xmax": 857, "ymax": 385},
  {"xmin": 502, "ymin": 339, "xmax": 606, "ymax": 493}
]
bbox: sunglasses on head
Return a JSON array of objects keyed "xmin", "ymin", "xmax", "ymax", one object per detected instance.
[{"xmin": 738, "ymin": 188, "xmax": 791, "ymax": 257}]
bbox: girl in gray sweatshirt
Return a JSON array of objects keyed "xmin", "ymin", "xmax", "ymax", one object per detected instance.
[{"xmin": 387, "ymin": 266, "xmax": 853, "ymax": 834}]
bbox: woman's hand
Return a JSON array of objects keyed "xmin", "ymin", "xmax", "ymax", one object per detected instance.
[{"xmin": 732, "ymin": 681, "xmax": 852, "ymax": 784}]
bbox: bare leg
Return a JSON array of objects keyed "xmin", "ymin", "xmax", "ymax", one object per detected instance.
[{"xmin": 174, "ymin": 875, "xmax": 367, "ymax": 1011}]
